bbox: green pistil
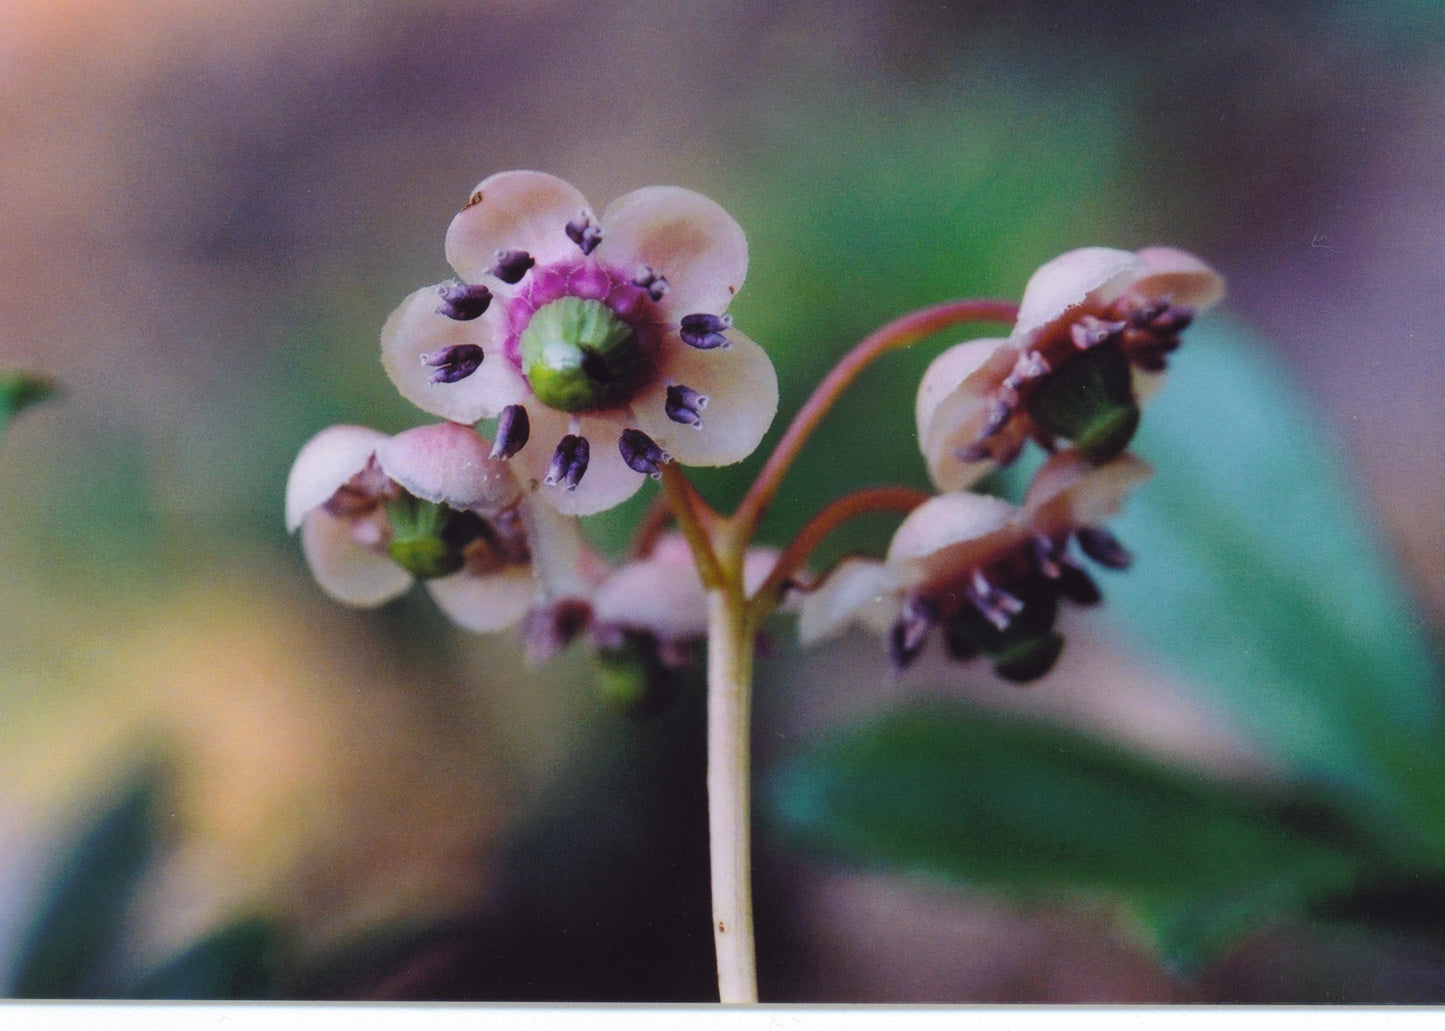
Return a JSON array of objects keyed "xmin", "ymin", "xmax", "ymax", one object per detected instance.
[
  {"xmin": 1025, "ymin": 344, "xmax": 1141, "ymax": 462},
  {"xmin": 520, "ymin": 297, "xmax": 644, "ymax": 413},
  {"xmin": 593, "ymin": 632, "xmax": 677, "ymax": 718},
  {"xmin": 385, "ymin": 495, "xmax": 482, "ymax": 580}
]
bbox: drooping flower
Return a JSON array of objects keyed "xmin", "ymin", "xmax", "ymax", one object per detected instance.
[
  {"xmin": 381, "ymin": 171, "xmax": 779, "ymax": 516},
  {"xmin": 797, "ymin": 450, "xmax": 1151, "ymax": 682},
  {"xmin": 917, "ymin": 246, "xmax": 1223, "ymax": 491},
  {"xmin": 284, "ymin": 421, "xmax": 583, "ymax": 631}
]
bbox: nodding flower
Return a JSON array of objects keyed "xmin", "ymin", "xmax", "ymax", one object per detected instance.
[
  {"xmin": 797, "ymin": 450, "xmax": 1151, "ymax": 682},
  {"xmin": 381, "ymin": 171, "xmax": 778, "ymax": 516},
  {"xmin": 284, "ymin": 421, "xmax": 582, "ymax": 632},
  {"xmin": 917, "ymin": 246, "xmax": 1222, "ymax": 492}
]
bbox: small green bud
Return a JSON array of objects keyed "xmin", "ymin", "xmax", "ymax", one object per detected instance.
[
  {"xmin": 384, "ymin": 495, "xmax": 481, "ymax": 579},
  {"xmin": 1025, "ymin": 345, "xmax": 1140, "ymax": 462},
  {"xmin": 520, "ymin": 297, "xmax": 644, "ymax": 412},
  {"xmin": 593, "ymin": 633, "xmax": 678, "ymax": 718}
]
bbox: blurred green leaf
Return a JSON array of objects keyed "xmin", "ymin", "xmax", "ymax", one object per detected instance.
[
  {"xmin": 8, "ymin": 773, "xmax": 161, "ymax": 998},
  {"xmin": 0, "ymin": 371, "xmax": 57, "ymax": 440},
  {"xmin": 126, "ymin": 917, "xmax": 284, "ymax": 1000},
  {"xmin": 1101, "ymin": 319, "xmax": 1444, "ymax": 862},
  {"xmin": 766, "ymin": 704, "xmax": 1365, "ymax": 971}
]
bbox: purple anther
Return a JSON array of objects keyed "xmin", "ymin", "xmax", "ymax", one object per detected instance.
[
  {"xmin": 1069, "ymin": 315, "xmax": 1126, "ymax": 350},
  {"xmin": 1003, "ymin": 351, "xmax": 1051, "ymax": 392},
  {"xmin": 1055, "ymin": 561, "xmax": 1102, "ymax": 606},
  {"xmin": 436, "ymin": 282, "xmax": 493, "ymax": 321},
  {"xmin": 490, "ymin": 404, "xmax": 530, "ymax": 460},
  {"xmin": 544, "ymin": 434, "xmax": 590, "ymax": 491},
  {"xmin": 632, "ymin": 267, "xmax": 669, "ymax": 302},
  {"xmin": 664, "ymin": 384, "xmax": 708, "ymax": 427},
  {"xmin": 1076, "ymin": 526, "xmax": 1133, "ymax": 570},
  {"xmin": 564, "ymin": 212, "xmax": 602, "ymax": 255},
  {"xmin": 1031, "ymin": 535, "xmax": 1063, "ymax": 579},
  {"xmin": 888, "ymin": 596, "xmax": 936, "ymax": 670},
  {"xmin": 968, "ymin": 570, "xmax": 1023, "ymax": 630},
  {"xmin": 618, "ymin": 428, "xmax": 670, "ymax": 479},
  {"xmin": 679, "ymin": 313, "xmax": 733, "ymax": 350},
  {"xmin": 491, "ymin": 249, "xmax": 535, "ymax": 285},
  {"xmin": 420, "ymin": 343, "xmax": 484, "ymax": 384}
]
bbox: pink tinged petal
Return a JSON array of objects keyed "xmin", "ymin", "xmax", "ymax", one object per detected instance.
[
  {"xmin": 445, "ymin": 170, "xmax": 593, "ymax": 281},
  {"xmin": 594, "ymin": 186, "xmax": 748, "ymax": 322},
  {"xmin": 381, "ymin": 285, "xmax": 524, "ymax": 423},
  {"xmin": 593, "ymin": 535, "xmax": 710, "ymax": 641},
  {"xmin": 285, "ymin": 424, "xmax": 390, "ymax": 532},
  {"xmin": 521, "ymin": 497, "xmax": 595, "ymax": 600},
  {"xmin": 376, "ymin": 421, "xmax": 520, "ymax": 511},
  {"xmin": 631, "ymin": 328, "xmax": 777, "ymax": 467},
  {"xmin": 425, "ymin": 565, "xmax": 535, "ymax": 633},
  {"xmin": 796, "ymin": 557, "xmax": 900, "ymax": 645},
  {"xmin": 1023, "ymin": 450, "xmax": 1153, "ymax": 539},
  {"xmin": 885, "ymin": 492, "xmax": 1026, "ymax": 590},
  {"xmin": 300, "ymin": 509, "xmax": 413, "ymax": 607},
  {"xmin": 512, "ymin": 407, "xmax": 646, "ymax": 516},
  {"xmin": 1014, "ymin": 247, "xmax": 1144, "ymax": 341},
  {"xmin": 1129, "ymin": 246, "xmax": 1226, "ymax": 311},
  {"xmin": 915, "ymin": 339, "xmax": 1027, "ymax": 492}
]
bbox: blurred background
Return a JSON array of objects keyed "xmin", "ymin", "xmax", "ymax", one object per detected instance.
[{"xmin": 0, "ymin": 0, "xmax": 1440, "ymax": 1004}]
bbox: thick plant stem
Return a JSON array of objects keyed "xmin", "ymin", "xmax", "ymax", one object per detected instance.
[{"xmin": 706, "ymin": 581, "xmax": 759, "ymax": 1003}]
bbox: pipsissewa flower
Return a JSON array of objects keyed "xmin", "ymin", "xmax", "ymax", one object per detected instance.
[
  {"xmin": 382, "ymin": 171, "xmax": 778, "ymax": 516},
  {"xmin": 285, "ymin": 421, "xmax": 580, "ymax": 631},
  {"xmin": 917, "ymin": 246, "xmax": 1222, "ymax": 491}
]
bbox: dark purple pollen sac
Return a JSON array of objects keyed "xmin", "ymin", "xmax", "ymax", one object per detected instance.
[
  {"xmin": 664, "ymin": 384, "xmax": 708, "ymax": 427},
  {"xmin": 545, "ymin": 434, "xmax": 590, "ymax": 491},
  {"xmin": 889, "ymin": 596, "xmax": 936, "ymax": 670},
  {"xmin": 491, "ymin": 249, "xmax": 535, "ymax": 285},
  {"xmin": 436, "ymin": 282, "xmax": 493, "ymax": 321},
  {"xmin": 1076, "ymin": 526, "xmax": 1133, "ymax": 569},
  {"xmin": 967, "ymin": 569, "xmax": 1024, "ymax": 630},
  {"xmin": 618, "ymin": 428, "xmax": 670, "ymax": 478},
  {"xmin": 564, "ymin": 212, "xmax": 602, "ymax": 255},
  {"xmin": 679, "ymin": 313, "xmax": 733, "ymax": 350},
  {"xmin": 632, "ymin": 268, "xmax": 669, "ymax": 301},
  {"xmin": 490, "ymin": 404, "xmax": 530, "ymax": 459},
  {"xmin": 420, "ymin": 343, "xmax": 484, "ymax": 384}
]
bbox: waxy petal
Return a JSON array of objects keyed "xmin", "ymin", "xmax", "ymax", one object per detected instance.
[
  {"xmin": 593, "ymin": 535, "xmax": 709, "ymax": 640},
  {"xmin": 595, "ymin": 186, "xmax": 748, "ymax": 322},
  {"xmin": 797, "ymin": 557, "xmax": 900, "ymax": 645},
  {"xmin": 425, "ymin": 565, "xmax": 536, "ymax": 633},
  {"xmin": 376, "ymin": 421, "xmax": 520, "ymax": 512},
  {"xmin": 915, "ymin": 338, "xmax": 1028, "ymax": 491},
  {"xmin": 1023, "ymin": 450, "xmax": 1152, "ymax": 540},
  {"xmin": 381, "ymin": 285, "xmax": 525, "ymax": 423},
  {"xmin": 445, "ymin": 170, "xmax": 593, "ymax": 281},
  {"xmin": 632, "ymin": 328, "xmax": 777, "ymax": 467},
  {"xmin": 512, "ymin": 407, "xmax": 646, "ymax": 516},
  {"xmin": 886, "ymin": 492, "xmax": 1025, "ymax": 590},
  {"xmin": 285, "ymin": 424, "xmax": 389, "ymax": 532},
  {"xmin": 1127, "ymin": 246, "xmax": 1226, "ymax": 311},
  {"xmin": 1014, "ymin": 247, "xmax": 1143, "ymax": 341},
  {"xmin": 300, "ymin": 509, "xmax": 412, "ymax": 607}
]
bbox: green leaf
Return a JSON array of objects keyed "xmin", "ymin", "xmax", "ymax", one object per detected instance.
[
  {"xmin": 126, "ymin": 917, "xmax": 284, "ymax": 1000},
  {"xmin": 766, "ymin": 704, "xmax": 1365, "ymax": 971},
  {"xmin": 1101, "ymin": 319, "xmax": 1444, "ymax": 861},
  {"xmin": 0, "ymin": 371, "xmax": 57, "ymax": 439},
  {"xmin": 8, "ymin": 773, "xmax": 161, "ymax": 997}
]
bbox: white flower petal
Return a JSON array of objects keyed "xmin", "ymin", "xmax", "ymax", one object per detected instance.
[
  {"xmin": 915, "ymin": 339, "xmax": 1027, "ymax": 492},
  {"xmin": 1014, "ymin": 247, "xmax": 1143, "ymax": 341},
  {"xmin": 300, "ymin": 509, "xmax": 412, "ymax": 607},
  {"xmin": 380, "ymin": 285, "xmax": 524, "ymax": 423},
  {"xmin": 285, "ymin": 424, "xmax": 389, "ymax": 532},
  {"xmin": 425, "ymin": 565, "xmax": 535, "ymax": 633},
  {"xmin": 796, "ymin": 557, "xmax": 899, "ymax": 645},
  {"xmin": 1128, "ymin": 246, "xmax": 1225, "ymax": 311},
  {"xmin": 377, "ymin": 421, "xmax": 520, "ymax": 511},
  {"xmin": 521, "ymin": 497, "xmax": 595, "ymax": 600},
  {"xmin": 593, "ymin": 535, "xmax": 709, "ymax": 640},
  {"xmin": 594, "ymin": 185, "xmax": 748, "ymax": 321},
  {"xmin": 511, "ymin": 407, "xmax": 646, "ymax": 516},
  {"xmin": 631, "ymin": 328, "xmax": 777, "ymax": 467},
  {"xmin": 1022, "ymin": 450, "xmax": 1152, "ymax": 539},
  {"xmin": 445, "ymin": 170, "xmax": 593, "ymax": 281},
  {"xmin": 886, "ymin": 492, "xmax": 1025, "ymax": 590}
]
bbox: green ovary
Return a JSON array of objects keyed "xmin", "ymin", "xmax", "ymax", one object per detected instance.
[{"xmin": 520, "ymin": 297, "xmax": 644, "ymax": 412}]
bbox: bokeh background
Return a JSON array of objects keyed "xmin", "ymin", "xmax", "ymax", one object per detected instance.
[{"xmin": 1, "ymin": 0, "xmax": 1441, "ymax": 1003}]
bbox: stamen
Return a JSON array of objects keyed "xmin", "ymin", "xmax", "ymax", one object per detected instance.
[
  {"xmin": 679, "ymin": 313, "xmax": 733, "ymax": 350},
  {"xmin": 968, "ymin": 570, "xmax": 1024, "ymax": 630},
  {"xmin": 544, "ymin": 434, "xmax": 590, "ymax": 491},
  {"xmin": 1031, "ymin": 535, "xmax": 1063, "ymax": 579},
  {"xmin": 435, "ymin": 282, "xmax": 493, "ymax": 321},
  {"xmin": 888, "ymin": 596, "xmax": 936, "ymax": 670},
  {"xmin": 1076, "ymin": 526, "xmax": 1133, "ymax": 569},
  {"xmin": 490, "ymin": 249, "xmax": 535, "ymax": 284},
  {"xmin": 1069, "ymin": 314, "xmax": 1127, "ymax": 350},
  {"xmin": 1003, "ymin": 351, "xmax": 1051, "ymax": 393},
  {"xmin": 420, "ymin": 343, "xmax": 484, "ymax": 384},
  {"xmin": 618, "ymin": 428, "xmax": 670, "ymax": 479},
  {"xmin": 632, "ymin": 267, "xmax": 669, "ymax": 301},
  {"xmin": 664, "ymin": 384, "xmax": 708, "ymax": 427},
  {"xmin": 564, "ymin": 212, "xmax": 602, "ymax": 255},
  {"xmin": 490, "ymin": 404, "xmax": 530, "ymax": 460},
  {"xmin": 1055, "ymin": 561, "xmax": 1102, "ymax": 605}
]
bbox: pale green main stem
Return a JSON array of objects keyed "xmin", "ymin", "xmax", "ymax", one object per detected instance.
[{"xmin": 705, "ymin": 583, "xmax": 758, "ymax": 1004}]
